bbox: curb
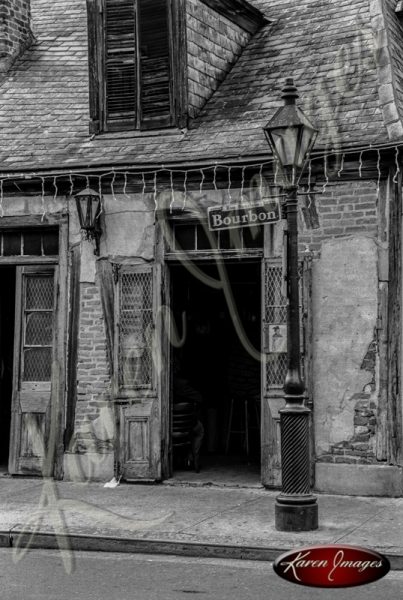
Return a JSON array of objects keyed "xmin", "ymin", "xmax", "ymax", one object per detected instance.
[{"xmin": 2, "ymin": 530, "xmax": 403, "ymax": 570}]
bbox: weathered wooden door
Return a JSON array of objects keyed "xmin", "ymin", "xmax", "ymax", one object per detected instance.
[
  {"xmin": 115, "ymin": 263, "xmax": 163, "ymax": 481},
  {"xmin": 9, "ymin": 266, "xmax": 57, "ymax": 475}
]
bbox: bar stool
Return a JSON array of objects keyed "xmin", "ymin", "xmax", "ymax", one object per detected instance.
[{"xmin": 225, "ymin": 396, "xmax": 260, "ymax": 459}]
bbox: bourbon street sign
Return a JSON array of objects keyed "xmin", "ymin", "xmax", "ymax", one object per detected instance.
[{"xmin": 207, "ymin": 199, "xmax": 280, "ymax": 231}]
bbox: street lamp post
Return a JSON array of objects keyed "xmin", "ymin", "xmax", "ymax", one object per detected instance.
[{"xmin": 263, "ymin": 78, "xmax": 319, "ymax": 531}]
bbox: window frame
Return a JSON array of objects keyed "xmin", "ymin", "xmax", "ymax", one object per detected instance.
[
  {"xmin": 113, "ymin": 263, "xmax": 157, "ymax": 398},
  {"xmin": 87, "ymin": 0, "xmax": 187, "ymax": 134}
]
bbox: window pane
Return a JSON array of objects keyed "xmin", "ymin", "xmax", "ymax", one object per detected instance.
[
  {"xmin": 23, "ymin": 231, "xmax": 42, "ymax": 255},
  {"xmin": 26, "ymin": 276, "xmax": 54, "ymax": 310},
  {"xmin": 42, "ymin": 231, "xmax": 59, "ymax": 255},
  {"xmin": 3, "ymin": 232, "xmax": 21, "ymax": 256},
  {"xmin": 25, "ymin": 312, "xmax": 53, "ymax": 345},
  {"xmin": 119, "ymin": 271, "xmax": 153, "ymax": 387},
  {"xmin": 243, "ymin": 225, "xmax": 263, "ymax": 248},
  {"xmin": 23, "ymin": 347, "xmax": 52, "ymax": 381},
  {"xmin": 173, "ymin": 224, "xmax": 195, "ymax": 251}
]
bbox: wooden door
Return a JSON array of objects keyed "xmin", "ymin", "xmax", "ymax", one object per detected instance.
[
  {"xmin": 115, "ymin": 263, "xmax": 163, "ymax": 481},
  {"xmin": 9, "ymin": 266, "xmax": 57, "ymax": 475}
]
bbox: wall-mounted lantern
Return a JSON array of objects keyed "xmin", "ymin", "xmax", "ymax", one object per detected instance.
[{"xmin": 75, "ymin": 188, "xmax": 102, "ymax": 255}]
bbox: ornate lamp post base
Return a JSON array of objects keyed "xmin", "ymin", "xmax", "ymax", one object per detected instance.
[{"xmin": 275, "ymin": 496, "xmax": 318, "ymax": 531}]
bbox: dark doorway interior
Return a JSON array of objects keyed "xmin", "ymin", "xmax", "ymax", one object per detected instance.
[
  {"xmin": 170, "ymin": 261, "xmax": 261, "ymax": 479},
  {"xmin": 0, "ymin": 267, "xmax": 16, "ymax": 469}
]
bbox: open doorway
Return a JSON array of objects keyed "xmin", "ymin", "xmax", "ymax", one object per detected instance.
[
  {"xmin": 170, "ymin": 261, "xmax": 261, "ymax": 484},
  {"xmin": 0, "ymin": 267, "xmax": 16, "ymax": 471}
]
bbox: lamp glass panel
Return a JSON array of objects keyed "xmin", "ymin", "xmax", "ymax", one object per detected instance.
[
  {"xmin": 271, "ymin": 127, "xmax": 299, "ymax": 167},
  {"xmin": 296, "ymin": 126, "xmax": 316, "ymax": 167}
]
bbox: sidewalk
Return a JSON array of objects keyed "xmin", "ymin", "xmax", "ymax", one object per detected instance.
[{"xmin": 1, "ymin": 475, "xmax": 403, "ymax": 569}]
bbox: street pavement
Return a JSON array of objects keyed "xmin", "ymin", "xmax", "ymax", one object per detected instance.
[
  {"xmin": 1, "ymin": 476, "xmax": 403, "ymax": 568},
  {"xmin": 1, "ymin": 549, "xmax": 403, "ymax": 600}
]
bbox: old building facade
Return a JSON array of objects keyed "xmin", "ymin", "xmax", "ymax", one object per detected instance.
[{"xmin": 1, "ymin": 0, "xmax": 403, "ymax": 495}]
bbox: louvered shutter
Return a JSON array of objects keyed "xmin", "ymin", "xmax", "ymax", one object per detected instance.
[
  {"xmin": 104, "ymin": 0, "xmax": 137, "ymax": 129},
  {"xmin": 138, "ymin": 0, "xmax": 173, "ymax": 128}
]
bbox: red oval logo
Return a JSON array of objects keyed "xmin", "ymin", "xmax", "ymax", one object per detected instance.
[{"xmin": 273, "ymin": 545, "xmax": 390, "ymax": 588}]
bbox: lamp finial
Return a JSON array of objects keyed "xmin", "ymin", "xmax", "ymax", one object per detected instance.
[{"xmin": 282, "ymin": 78, "xmax": 298, "ymax": 105}]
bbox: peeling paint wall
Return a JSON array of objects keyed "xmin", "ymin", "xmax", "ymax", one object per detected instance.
[{"xmin": 313, "ymin": 236, "xmax": 378, "ymax": 456}]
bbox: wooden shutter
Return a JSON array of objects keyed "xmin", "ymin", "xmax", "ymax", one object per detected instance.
[
  {"xmin": 104, "ymin": 0, "xmax": 137, "ymax": 129},
  {"xmin": 87, "ymin": 0, "xmax": 102, "ymax": 134},
  {"xmin": 138, "ymin": 0, "xmax": 173, "ymax": 128}
]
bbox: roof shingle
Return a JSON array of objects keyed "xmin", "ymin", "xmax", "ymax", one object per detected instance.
[{"xmin": 0, "ymin": 0, "xmax": 400, "ymax": 173}]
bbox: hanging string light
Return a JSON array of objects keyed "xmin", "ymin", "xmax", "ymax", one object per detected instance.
[
  {"xmin": 240, "ymin": 166, "xmax": 246, "ymax": 202},
  {"xmin": 358, "ymin": 151, "xmax": 363, "ymax": 178},
  {"xmin": 182, "ymin": 170, "xmax": 188, "ymax": 210},
  {"xmin": 322, "ymin": 155, "xmax": 329, "ymax": 193},
  {"xmin": 274, "ymin": 161, "xmax": 279, "ymax": 186},
  {"xmin": 141, "ymin": 172, "xmax": 146, "ymax": 204},
  {"xmin": 110, "ymin": 169, "xmax": 116, "ymax": 201},
  {"xmin": 98, "ymin": 174, "xmax": 104, "ymax": 216},
  {"xmin": 169, "ymin": 170, "xmax": 175, "ymax": 213},
  {"xmin": 227, "ymin": 166, "xmax": 232, "ymax": 205},
  {"xmin": 123, "ymin": 172, "xmax": 129, "ymax": 198},
  {"xmin": 393, "ymin": 146, "xmax": 400, "ymax": 183},
  {"xmin": 40, "ymin": 176, "xmax": 46, "ymax": 222},
  {"xmin": 259, "ymin": 163, "xmax": 263, "ymax": 201},
  {"xmin": 376, "ymin": 149, "xmax": 381, "ymax": 199},
  {"xmin": 153, "ymin": 171, "xmax": 158, "ymax": 215},
  {"xmin": 337, "ymin": 153, "xmax": 345, "ymax": 178},
  {"xmin": 199, "ymin": 168, "xmax": 205, "ymax": 196},
  {"xmin": 53, "ymin": 176, "xmax": 58, "ymax": 203}
]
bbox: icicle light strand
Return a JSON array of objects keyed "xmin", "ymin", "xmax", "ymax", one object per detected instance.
[
  {"xmin": 183, "ymin": 170, "xmax": 188, "ymax": 210},
  {"xmin": 359, "ymin": 151, "xmax": 363, "ymax": 178},
  {"xmin": 170, "ymin": 170, "xmax": 175, "ymax": 213},
  {"xmin": 322, "ymin": 155, "xmax": 329, "ymax": 193},
  {"xmin": 337, "ymin": 153, "xmax": 345, "ymax": 178},
  {"xmin": 53, "ymin": 176, "xmax": 58, "ymax": 202},
  {"xmin": 111, "ymin": 170, "xmax": 116, "ymax": 201},
  {"xmin": 41, "ymin": 176, "xmax": 46, "ymax": 222},
  {"xmin": 376, "ymin": 150, "xmax": 381, "ymax": 198},
  {"xmin": 199, "ymin": 168, "xmax": 205, "ymax": 196},
  {"xmin": 393, "ymin": 146, "xmax": 400, "ymax": 183},
  {"xmin": 227, "ymin": 166, "xmax": 232, "ymax": 205}
]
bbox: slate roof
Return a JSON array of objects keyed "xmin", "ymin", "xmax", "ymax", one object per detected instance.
[{"xmin": 0, "ymin": 0, "xmax": 402, "ymax": 173}]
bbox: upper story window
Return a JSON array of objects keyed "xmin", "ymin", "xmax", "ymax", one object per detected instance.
[{"xmin": 87, "ymin": 0, "xmax": 186, "ymax": 133}]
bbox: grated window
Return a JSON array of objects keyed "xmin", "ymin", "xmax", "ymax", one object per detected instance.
[
  {"xmin": 265, "ymin": 265, "xmax": 287, "ymax": 387},
  {"xmin": 118, "ymin": 270, "xmax": 153, "ymax": 388},
  {"xmin": 22, "ymin": 274, "xmax": 54, "ymax": 382}
]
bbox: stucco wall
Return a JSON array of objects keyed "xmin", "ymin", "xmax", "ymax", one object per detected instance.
[{"xmin": 313, "ymin": 236, "xmax": 378, "ymax": 455}]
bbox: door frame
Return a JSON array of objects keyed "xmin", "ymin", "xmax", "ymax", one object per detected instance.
[
  {"xmin": 0, "ymin": 215, "xmax": 69, "ymax": 478},
  {"xmin": 164, "ymin": 254, "xmax": 263, "ymax": 478}
]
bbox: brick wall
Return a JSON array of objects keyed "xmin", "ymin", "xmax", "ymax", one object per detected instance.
[
  {"xmin": 72, "ymin": 282, "xmax": 113, "ymax": 454},
  {"xmin": 299, "ymin": 180, "xmax": 378, "ymax": 253},
  {"xmin": 0, "ymin": 0, "xmax": 33, "ymax": 74},
  {"xmin": 186, "ymin": 0, "xmax": 251, "ymax": 119}
]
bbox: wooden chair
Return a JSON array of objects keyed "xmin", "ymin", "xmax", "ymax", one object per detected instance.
[{"xmin": 172, "ymin": 401, "xmax": 199, "ymax": 471}]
